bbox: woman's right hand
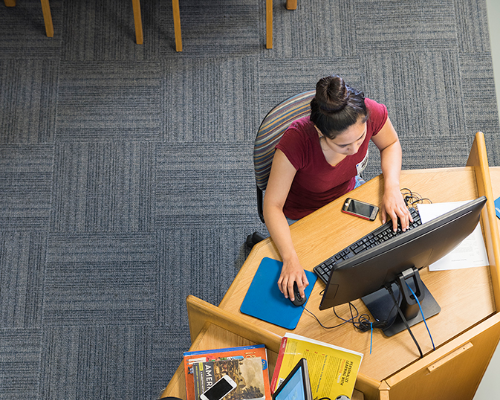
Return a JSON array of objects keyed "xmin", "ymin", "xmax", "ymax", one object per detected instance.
[{"xmin": 278, "ymin": 256, "xmax": 309, "ymax": 301}]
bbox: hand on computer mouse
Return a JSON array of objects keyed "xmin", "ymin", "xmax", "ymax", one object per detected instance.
[
  {"xmin": 278, "ymin": 259, "xmax": 309, "ymax": 300},
  {"xmin": 291, "ymin": 282, "xmax": 306, "ymax": 306}
]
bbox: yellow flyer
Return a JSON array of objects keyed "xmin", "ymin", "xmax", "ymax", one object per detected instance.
[{"xmin": 271, "ymin": 333, "xmax": 363, "ymax": 400}]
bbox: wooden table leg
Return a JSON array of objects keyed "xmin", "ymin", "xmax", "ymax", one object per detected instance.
[
  {"xmin": 172, "ymin": 0, "xmax": 182, "ymax": 51},
  {"xmin": 266, "ymin": 0, "xmax": 272, "ymax": 49},
  {"xmin": 286, "ymin": 0, "xmax": 297, "ymax": 10},
  {"xmin": 132, "ymin": 0, "xmax": 143, "ymax": 44},
  {"xmin": 40, "ymin": 0, "xmax": 54, "ymax": 37}
]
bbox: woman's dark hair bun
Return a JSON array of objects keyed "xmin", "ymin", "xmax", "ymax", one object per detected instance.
[
  {"xmin": 310, "ymin": 74, "xmax": 368, "ymax": 139},
  {"xmin": 316, "ymin": 75, "xmax": 350, "ymax": 114}
]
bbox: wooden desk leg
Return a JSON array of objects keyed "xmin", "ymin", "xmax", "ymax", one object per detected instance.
[
  {"xmin": 4, "ymin": 0, "xmax": 16, "ymax": 7},
  {"xmin": 286, "ymin": 0, "xmax": 297, "ymax": 10},
  {"xmin": 266, "ymin": 0, "xmax": 272, "ymax": 49},
  {"xmin": 172, "ymin": 0, "xmax": 182, "ymax": 52},
  {"xmin": 132, "ymin": 0, "xmax": 143, "ymax": 44},
  {"xmin": 40, "ymin": 0, "xmax": 54, "ymax": 37}
]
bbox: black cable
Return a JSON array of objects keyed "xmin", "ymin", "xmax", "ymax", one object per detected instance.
[
  {"xmin": 400, "ymin": 188, "xmax": 432, "ymax": 209},
  {"xmin": 304, "ymin": 291, "xmax": 364, "ymax": 329},
  {"xmin": 304, "ymin": 300, "xmax": 388, "ymax": 332},
  {"xmin": 352, "ymin": 291, "xmax": 400, "ymax": 333},
  {"xmin": 306, "ymin": 285, "xmax": 423, "ymax": 358},
  {"xmin": 338, "ymin": 303, "xmax": 384, "ymax": 332},
  {"xmin": 302, "ymin": 290, "xmax": 361, "ymax": 329},
  {"xmin": 303, "ymin": 303, "xmax": 359, "ymax": 330},
  {"xmin": 386, "ymin": 284, "xmax": 423, "ymax": 358}
]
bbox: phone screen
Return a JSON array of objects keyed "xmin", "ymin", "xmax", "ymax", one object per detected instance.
[
  {"xmin": 202, "ymin": 377, "xmax": 234, "ymax": 400},
  {"xmin": 343, "ymin": 198, "xmax": 378, "ymax": 220},
  {"xmin": 346, "ymin": 200, "xmax": 375, "ymax": 217}
]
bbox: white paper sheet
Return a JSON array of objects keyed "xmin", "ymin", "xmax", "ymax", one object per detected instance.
[{"xmin": 417, "ymin": 201, "xmax": 489, "ymax": 271}]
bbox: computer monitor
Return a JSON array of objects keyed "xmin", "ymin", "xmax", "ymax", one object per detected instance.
[{"xmin": 319, "ymin": 196, "xmax": 487, "ymax": 336}]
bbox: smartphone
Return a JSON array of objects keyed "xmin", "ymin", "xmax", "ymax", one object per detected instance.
[
  {"xmin": 341, "ymin": 198, "xmax": 379, "ymax": 221},
  {"xmin": 200, "ymin": 375, "xmax": 237, "ymax": 400}
]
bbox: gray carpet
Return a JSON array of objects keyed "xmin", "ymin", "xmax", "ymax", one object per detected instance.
[{"xmin": 0, "ymin": 0, "xmax": 498, "ymax": 398}]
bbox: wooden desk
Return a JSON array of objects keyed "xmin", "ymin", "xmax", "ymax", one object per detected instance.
[
  {"xmin": 214, "ymin": 133, "xmax": 500, "ymax": 400},
  {"xmin": 160, "ymin": 296, "xmax": 364, "ymax": 400},
  {"xmin": 161, "ymin": 133, "xmax": 500, "ymax": 400},
  {"xmin": 221, "ymin": 169, "xmax": 492, "ymax": 370},
  {"xmin": 163, "ymin": 323, "xmax": 279, "ymax": 399}
]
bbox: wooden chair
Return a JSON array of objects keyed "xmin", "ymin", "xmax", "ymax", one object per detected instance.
[
  {"xmin": 267, "ymin": 0, "xmax": 297, "ymax": 49},
  {"xmin": 4, "ymin": 0, "xmax": 53, "ymax": 37},
  {"xmin": 4, "ymin": 0, "xmax": 294, "ymax": 51},
  {"xmin": 173, "ymin": 0, "xmax": 298, "ymax": 52},
  {"xmin": 135, "ymin": 0, "xmax": 182, "ymax": 51},
  {"xmin": 4, "ymin": 0, "xmax": 145, "ymax": 44}
]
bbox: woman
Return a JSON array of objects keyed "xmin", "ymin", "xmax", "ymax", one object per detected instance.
[{"xmin": 263, "ymin": 75, "xmax": 412, "ymax": 302}]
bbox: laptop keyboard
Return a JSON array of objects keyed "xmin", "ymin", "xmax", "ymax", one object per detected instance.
[{"xmin": 313, "ymin": 207, "xmax": 422, "ymax": 284}]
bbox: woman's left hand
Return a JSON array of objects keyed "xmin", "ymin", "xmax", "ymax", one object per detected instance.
[{"xmin": 381, "ymin": 186, "xmax": 412, "ymax": 232}]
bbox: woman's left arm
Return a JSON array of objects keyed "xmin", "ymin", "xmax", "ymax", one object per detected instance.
[{"xmin": 371, "ymin": 117, "xmax": 412, "ymax": 231}]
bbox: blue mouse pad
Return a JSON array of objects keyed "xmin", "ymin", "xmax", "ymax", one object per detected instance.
[
  {"xmin": 240, "ymin": 257, "xmax": 317, "ymax": 330},
  {"xmin": 495, "ymin": 196, "xmax": 500, "ymax": 219}
]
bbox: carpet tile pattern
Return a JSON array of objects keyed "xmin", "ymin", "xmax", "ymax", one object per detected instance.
[
  {"xmin": 0, "ymin": 59, "xmax": 59, "ymax": 144},
  {"xmin": 0, "ymin": 329, "xmax": 42, "ymax": 399},
  {"xmin": 51, "ymin": 142, "xmax": 155, "ymax": 232},
  {"xmin": 44, "ymin": 233, "xmax": 157, "ymax": 325},
  {"xmin": 56, "ymin": 62, "xmax": 162, "ymax": 141},
  {"xmin": 0, "ymin": 0, "xmax": 498, "ymax": 398},
  {"xmin": 0, "ymin": 232, "xmax": 46, "ymax": 329},
  {"xmin": 0, "ymin": 145, "xmax": 54, "ymax": 230}
]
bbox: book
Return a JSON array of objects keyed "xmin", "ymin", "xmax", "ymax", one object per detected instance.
[
  {"xmin": 271, "ymin": 333, "xmax": 363, "ymax": 400},
  {"xmin": 183, "ymin": 344, "xmax": 272, "ymax": 400}
]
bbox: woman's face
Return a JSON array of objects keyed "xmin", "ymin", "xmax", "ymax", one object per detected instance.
[{"xmin": 322, "ymin": 118, "xmax": 367, "ymax": 156}]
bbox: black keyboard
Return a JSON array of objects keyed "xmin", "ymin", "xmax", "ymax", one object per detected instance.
[{"xmin": 313, "ymin": 207, "xmax": 422, "ymax": 284}]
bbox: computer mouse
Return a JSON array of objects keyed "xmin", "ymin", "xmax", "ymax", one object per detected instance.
[{"xmin": 291, "ymin": 282, "xmax": 306, "ymax": 306}]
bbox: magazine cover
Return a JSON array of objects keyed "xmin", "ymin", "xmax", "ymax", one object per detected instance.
[
  {"xmin": 183, "ymin": 344, "xmax": 271, "ymax": 400},
  {"xmin": 271, "ymin": 333, "xmax": 363, "ymax": 400},
  {"xmin": 193, "ymin": 358, "xmax": 266, "ymax": 400}
]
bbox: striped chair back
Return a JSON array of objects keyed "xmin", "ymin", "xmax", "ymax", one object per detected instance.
[{"xmin": 254, "ymin": 90, "xmax": 315, "ymax": 191}]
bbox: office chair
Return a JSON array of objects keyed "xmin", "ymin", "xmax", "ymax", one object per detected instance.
[{"xmin": 246, "ymin": 90, "xmax": 315, "ymax": 248}]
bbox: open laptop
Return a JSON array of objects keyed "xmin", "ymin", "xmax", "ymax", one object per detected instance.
[{"xmin": 272, "ymin": 358, "xmax": 313, "ymax": 400}]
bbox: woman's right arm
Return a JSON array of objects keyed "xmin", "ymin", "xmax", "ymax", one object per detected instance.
[{"xmin": 263, "ymin": 149, "xmax": 309, "ymax": 301}]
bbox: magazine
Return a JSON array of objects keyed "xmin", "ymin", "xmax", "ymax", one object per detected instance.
[
  {"xmin": 183, "ymin": 344, "xmax": 271, "ymax": 400},
  {"xmin": 271, "ymin": 333, "xmax": 363, "ymax": 400}
]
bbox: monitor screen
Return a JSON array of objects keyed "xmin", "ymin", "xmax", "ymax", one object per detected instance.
[{"xmin": 319, "ymin": 196, "xmax": 487, "ymax": 311}]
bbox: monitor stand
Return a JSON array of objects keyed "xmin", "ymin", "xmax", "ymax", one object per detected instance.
[{"xmin": 361, "ymin": 268, "xmax": 441, "ymax": 337}]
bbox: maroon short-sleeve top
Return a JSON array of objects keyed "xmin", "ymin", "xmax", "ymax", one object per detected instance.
[{"xmin": 275, "ymin": 98, "xmax": 388, "ymax": 220}]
